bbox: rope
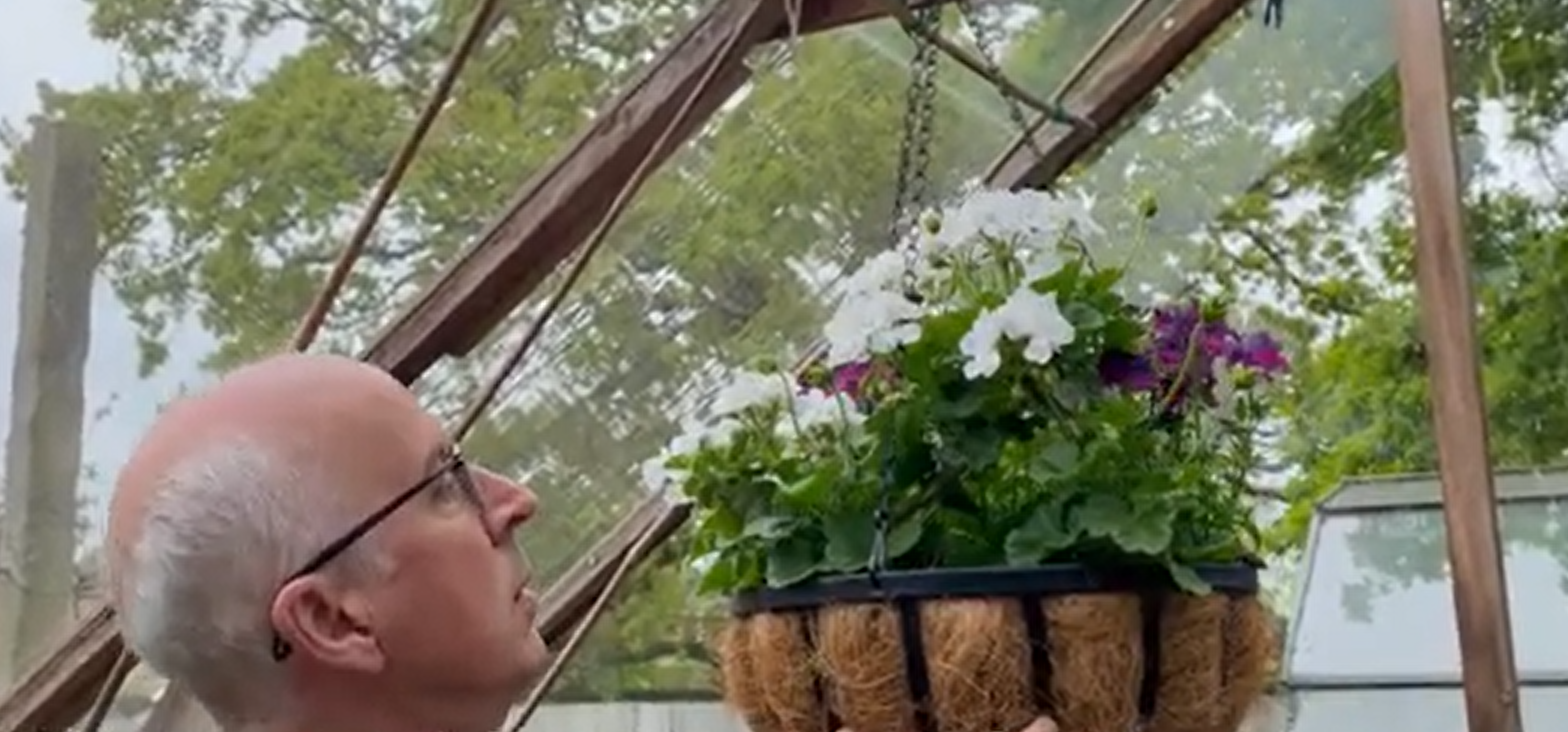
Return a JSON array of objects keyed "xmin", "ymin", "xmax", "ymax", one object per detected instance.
[
  {"xmin": 77, "ymin": 2, "xmax": 505, "ymax": 729},
  {"xmin": 289, "ymin": 0, "xmax": 506, "ymax": 350}
]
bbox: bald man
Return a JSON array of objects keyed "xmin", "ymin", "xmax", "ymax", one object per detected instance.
[
  {"xmin": 107, "ymin": 354, "xmax": 545, "ymax": 732},
  {"xmin": 106, "ymin": 353, "xmax": 1060, "ymax": 732}
]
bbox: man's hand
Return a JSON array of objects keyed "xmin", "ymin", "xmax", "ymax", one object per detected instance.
[{"xmin": 837, "ymin": 716, "xmax": 1059, "ymax": 732}]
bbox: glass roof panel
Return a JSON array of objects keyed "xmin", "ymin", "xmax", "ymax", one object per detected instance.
[
  {"xmin": 1287, "ymin": 496, "xmax": 1568, "ymax": 683},
  {"xmin": 1285, "ymin": 687, "xmax": 1568, "ymax": 732},
  {"xmin": 417, "ymin": 0, "xmax": 1158, "ymax": 584},
  {"xmin": 1052, "ymin": 0, "xmax": 1394, "ymax": 296},
  {"xmin": 1320, "ymin": 468, "xmax": 1568, "ymax": 511}
]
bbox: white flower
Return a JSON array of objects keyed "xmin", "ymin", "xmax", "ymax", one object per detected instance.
[
  {"xmin": 841, "ymin": 249, "xmax": 910, "ymax": 296},
  {"xmin": 710, "ymin": 370, "xmax": 792, "ymax": 417},
  {"xmin": 640, "ymin": 417, "xmax": 744, "ymax": 495},
  {"xmin": 823, "ymin": 289, "xmax": 923, "ymax": 366},
  {"xmin": 959, "ymin": 287, "xmax": 1077, "ymax": 379},
  {"xmin": 792, "ymin": 388, "xmax": 864, "ymax": 431},
  {"xmin": 922, "ymin": 188, "xmax": 1103, "ymax": 260}
]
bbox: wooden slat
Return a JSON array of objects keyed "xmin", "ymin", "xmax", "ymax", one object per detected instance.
[
  {"xmin": 985, "ymin": 0, "xmax": 1247, "ymax": 189},
  {"xmin": 0, "ymin": 606, "xmax": 121, "ymax": 732},
  {"xmin": 361, "ymin": 0, "xmax": 783, "ymax": 383},
  {"xmin": 783, "ymin": 0, "xmax": 950, "ymax": 38},
  {"xmin": 535, "ymin": 496, "xmax": 692, "ymax": 643}
]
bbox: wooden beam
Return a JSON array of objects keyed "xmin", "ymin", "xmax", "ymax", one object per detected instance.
[
  {"xmin": 985, "ymin": 0, "xmax": 1247, "ymax": 189},
  {"xmin": 0, "ymin": 606, "xmax": 120, "ymax": 732},
  {"xmin": 536, "ymin": 497, "xmax": 691, "ymax": 642},
  {"xmin": 362, "ymin": 0, "xmax": 786, "ymax": 383},
  {"xmin": 1392, "ymin": 0, "xmax": 1520, "ymax": 730},
  {"xmin": 779, "ymin": 0, "xmax": 952, "ymax": 39}
]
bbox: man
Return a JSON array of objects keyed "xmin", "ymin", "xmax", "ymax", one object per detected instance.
[
  {"xmin": 107, "ymin": 354, "xmax": 545, "ymax": 732},
  {"xmin": 106, "ymin": 353, "xmax": 1059, "ymax": 732}
]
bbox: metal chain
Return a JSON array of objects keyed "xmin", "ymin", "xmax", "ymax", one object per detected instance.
[
  {"xmin": 887, "ymin": 4, "xmax": 942, "ymax": 254},
  {"xmin": 1262, "ymin": 0, "xmax": 1285, "ymax": 28},
  {"xmin": 873, "ymin": 3, "xmax": 942, "ymax": 580},
  {"xmin": 958, "ymin": 0, "xmax": 1046, "ymax": 160}
]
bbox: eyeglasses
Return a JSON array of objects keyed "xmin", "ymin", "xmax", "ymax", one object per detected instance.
[{"xmin": 271, "ymin": 447, "xmax": 478, "ymax": 661}]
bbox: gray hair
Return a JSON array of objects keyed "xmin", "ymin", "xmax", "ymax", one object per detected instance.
[{"xmin": 115, "ymin": 436, "xmax": 383, "ymax": 728}]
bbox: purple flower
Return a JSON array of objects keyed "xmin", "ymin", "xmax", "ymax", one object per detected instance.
[
  {"xmin": 1231, "ymin": 331, "xmax": 1289, "ymax": 375},
  {"xmin": 831, "ymin": 361, "xmax": 874, "ymax": 398},
  {"xmin": 828, "ymin": 360, "xmax": 897, "ymax": 403},
  {"xmin": 1113, "ymin": 301, "xmax": 1289, "ymax": 411},
  {"xmin": 1099, "ymin": 352, "xmax": 1158, "ymax": 392},
  {"xmin": 1149, "ymin": 302, "xmax": 1233, "ymax": 380}
]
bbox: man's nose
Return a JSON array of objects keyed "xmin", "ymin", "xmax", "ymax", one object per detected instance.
[{"xmin": 471, "ymin": 466, "xmax": 538, "ymax": 540}]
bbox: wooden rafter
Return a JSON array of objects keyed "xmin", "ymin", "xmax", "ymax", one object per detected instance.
[
  {"xmin": 984, "ymin": 0, "xmax": 1248, "ymax": 189},
  {"xmin": 0, "ymin": 0, "xmax": 1250, "ymax": 729}
]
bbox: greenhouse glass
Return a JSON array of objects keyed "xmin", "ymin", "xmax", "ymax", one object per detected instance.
[{"xmin": 1281, "ymin": 469, "xmax": 1568, "ymax": 731}]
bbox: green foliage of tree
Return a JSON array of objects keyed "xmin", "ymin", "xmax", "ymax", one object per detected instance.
[{"xmin": 1057, "ymin": 0, "xmax": 1568, "ymax": 582}]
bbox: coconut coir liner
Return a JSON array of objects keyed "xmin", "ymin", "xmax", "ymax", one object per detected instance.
[{"xmin": 718, "ymin": 593, "xmax": 1275, "ymax": 732}]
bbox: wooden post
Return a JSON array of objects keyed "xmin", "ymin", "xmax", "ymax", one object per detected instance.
[
  {"xmin": 1391, "ymin": 1, "xmax": 1521, "ymax": 731},
  {"xmin": 0, "ymin": 120, "xmax": 101, "ymax": 688}
]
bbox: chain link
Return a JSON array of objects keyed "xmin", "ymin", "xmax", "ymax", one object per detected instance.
[
  {"xmin": 887, "ymin": 4, "xmax": 942, "ymax": 252},
  {"xmin": 958, "ymin": 0, "xmax": 1046, "ymax": 160},
  {"xmin": 873, "ymin": 2, "xmax": 942, "ymax": 578}
]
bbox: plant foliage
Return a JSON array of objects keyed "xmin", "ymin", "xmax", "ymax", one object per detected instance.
[{"xmin": 642, "ymin": 189, "xmax": 1291, "ymax": 596}]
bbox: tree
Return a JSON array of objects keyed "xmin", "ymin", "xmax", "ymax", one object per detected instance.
[{"xmin": 1047, "ymin": 0, "xmax": 1568, "ymax": 562}]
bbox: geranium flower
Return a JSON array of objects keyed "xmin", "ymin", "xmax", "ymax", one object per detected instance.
[
  {"xmin": 710, "ymin": 369, "xmax": 794, "ymax": 416},
  {"xmin": 959, "ymin": 287, "xmax": 1076, "ymax": 379},
  {"xmin": 822, "ymin": 289, "xmax": 922, "ymax": 366}
]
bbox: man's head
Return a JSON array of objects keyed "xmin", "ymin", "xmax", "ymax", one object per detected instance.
[{"xmin": 105, "ymin": 353, "xmax": 546, "ymax": 732}]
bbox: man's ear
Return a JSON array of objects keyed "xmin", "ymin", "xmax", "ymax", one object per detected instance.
[{"xmin": 270, "ymin": 576, "xmax": 384, "ymax": 672}]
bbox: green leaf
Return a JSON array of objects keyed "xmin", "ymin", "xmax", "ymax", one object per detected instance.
[
  {"xmin": 698, "ymin": 554, "xmax": 740, "ymax": 594},
  {"xmin": 1114, "ymin": 512, "xmax": 1176, "ymax": 555},
  {"xmin": 822, "ymin": 513, "xmax": 876, "ymax": 571},
  {"xmin": 1005, "ymin": 503, "xmax": 1078, "ymax": 564},
  {"xmin": 1029, "ymin": 439, "xmax": 1080, "ymax": 479},
  {"xmin": 742, "ymin": 515, "xmax": 797, "ymax": 540},
  {"xmin": 886, "ymin": 514, "xmax": 926, "ymax": 560},
  {"xmin": 778, "ymin": 471, "xmax": 833, "ymax": 507},
  {"xmin": 1165, "ymin": 563, "xmax": 1212, "ymax": 595},
  {"xmin": 765, "ymin": 536, "xmax": 822, "ymax": 588},
  {"xmin": 1076, "ymin": 493, "xmax": 1131, "ymax": 538},
  {"xmin": 1062, "ymin": 302, "xmax": 1106, "ymax": 331}
]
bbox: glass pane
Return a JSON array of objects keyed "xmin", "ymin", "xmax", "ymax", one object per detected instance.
[
  {"xmin": 1288, "ymin": 498, "xmax": 1568, "ymax": 681},
  {"xmin": 1287, "ymin": 687, "xmax": 1568, "ymax": 732},
  {"xmin": 1055, "ymin": 0, "xmax": 1395, "ymax": 298}
]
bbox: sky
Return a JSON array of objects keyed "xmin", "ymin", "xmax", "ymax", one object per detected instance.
[{"xmin": 0, "ymin": 0, "xmax": 212, "ymax": 538}]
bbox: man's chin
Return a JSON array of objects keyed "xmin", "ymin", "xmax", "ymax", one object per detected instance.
[{"xmin": 515, "ymin": 631, "xmax": 551, "ymax": 688}]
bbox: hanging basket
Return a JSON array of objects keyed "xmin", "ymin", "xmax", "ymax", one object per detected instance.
[{"xmin": 715, "ymin": 563, "xmax": 1275, "ymax": 732}]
